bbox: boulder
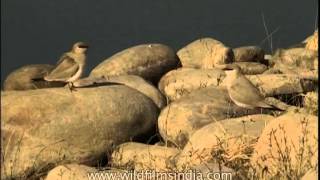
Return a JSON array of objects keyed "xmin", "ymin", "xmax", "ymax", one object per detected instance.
[
  {"xmin": 158, "ymin": 86, "xmax": 272, "ymax": 148},
  {"xmin": 3, "ymin": 64, "xmax": 65, "ymax": 91},
  {"xmin": 89, "ymin": 44, "xmax": 179, "ymax": 84},
  {"xmin": 233, "ymin": 46, "xmax": 265, "ymax": 63},
  {"xmin": 250, "ymin": 112, "xmax": 318, "ymax": 178},
  {"xmin": 111, "ymin": 142, "xmax": 179, "ymax": 171},
  {"xmin": 158, "ymin": 68, "xmax": 226, "ymax": 101},
  {"xmin": 175, "ymin": 114, "xmax": 274, "ymax": 169},
  {"xmin": 73, "ymin": 75, "xmax": 166, "ymax": 109},
  {"xmin": 177, "ymin": 38, "xmax": 234, "ymax": 69},
  {"xmin": 1, "ymin": 86, "xmax": 159, "ymax": 179}
]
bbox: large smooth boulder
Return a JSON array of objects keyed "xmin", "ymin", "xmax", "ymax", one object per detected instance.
[
  {"xmin": 177, "ymin": 38, "xmax": 234, "ymax": 69},
  {"xmin": 111, "ymin": 142, "xmax": 179, "ymax": 171},
  {"xmin": 250, "ymin": 112, "xmax": 318, "ymax": 178},
  {"xmin": 158, "ymin": 86, "xmax": 271, "ymax": 148},
  {"xmin": 175, "ymin": 114, "xmax": 274, "ymax": 169},
  {"xmin": 3, "ymin": 64, "xmax": 65, "ymax": 91},
  {"xmin": 89, "ymin": 44, "xmax": 179, "ymax": 84},
  {"xmin": 74, "ymin": 75, "xmax": 166, "ymax": 109},
  {"xmin": 1, "ymin": 86, "xmax": 159, "ymax": 179},
  {"xmin": 233, "ymin": 46, "xmax": 265, "ymax": 63}
]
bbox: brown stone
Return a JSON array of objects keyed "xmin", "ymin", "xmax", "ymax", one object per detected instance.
[
  {"xmin": 89, "ymin": 44, "xmax": 179, "ymax": 84},
  {"xmin": 177, "ymin": 38, "xmax": 234, "ymax": 69}
]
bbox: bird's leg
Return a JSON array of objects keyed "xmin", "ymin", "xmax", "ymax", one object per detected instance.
[
  {"xmin": 68, "ymin": 82, "xmax": 77, "ymax": 92},
  {"xmin": 67, "ymin": 82, "xmax": 72, "ymax": 92},
  {"xmin": 246, "ymin": 109, "xmax": 250, "ymax": 115}
]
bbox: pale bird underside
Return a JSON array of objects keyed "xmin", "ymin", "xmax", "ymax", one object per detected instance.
[{"xmin": 45, "ymin": 54, "xmax": 81, "ymax": 82}]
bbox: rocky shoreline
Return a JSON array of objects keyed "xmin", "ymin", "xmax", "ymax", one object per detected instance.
[{"xmin": 1, "ymin": 30, "xmax": 318, "ymax": 179}]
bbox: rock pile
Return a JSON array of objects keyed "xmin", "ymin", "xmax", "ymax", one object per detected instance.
[{"xmin": 1, "ymin": 32, "xmax": 318, "ymax": 179}]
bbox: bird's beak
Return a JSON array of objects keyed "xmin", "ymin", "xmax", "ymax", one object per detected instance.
[
  {"xmin": 79, "ymin": 45, "xmax": 89, "ymax": 49},
  {"xmin": 222, "ymin": 66, "xmax": 234, "ymax": 70}
]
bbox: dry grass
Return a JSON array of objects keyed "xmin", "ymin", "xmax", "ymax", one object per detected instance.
[{"xmin": 202, "ymin": 116, "xmax": 318, "ymax": 180}]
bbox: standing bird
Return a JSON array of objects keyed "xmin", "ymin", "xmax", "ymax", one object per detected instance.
[
  {"xmin": 217, "ymin": 64, "xmax": 283, "ymax": 111},
  {"xmin": 44, "ymin": 42, "xmax": 89, "ymax": 91}
]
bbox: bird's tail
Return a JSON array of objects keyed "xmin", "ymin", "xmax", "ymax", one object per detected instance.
[{"xmin": 32, "ymin": 77, "xmax": 45, "ymax": 81}]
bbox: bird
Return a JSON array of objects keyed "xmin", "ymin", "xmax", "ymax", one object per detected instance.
[
  {"xmin": 216, "ymin": 64, "xmax": 283, "ymax": 111},
  {"xmin": 44, "ymin": 42, "xmax": 89, "ymax": 91}
]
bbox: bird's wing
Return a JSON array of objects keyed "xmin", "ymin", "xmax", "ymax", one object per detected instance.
[
  {"xmin": 45, "ymin": 55, "xmax": 79, "ymax": 81},
  {"xmin": 229, "ymin": 76, "xmax": 269, "ymax": 107},
  {"xmin": 31, "ymin": 66, "xmax": 55, "ymax": 81},
  {"xmin": 56, "ymin": 53, "xmax": 69, "ymax": 65}
]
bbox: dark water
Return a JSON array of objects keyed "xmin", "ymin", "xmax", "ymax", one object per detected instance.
[{"xmin": 1, "ymin": 0, "xmax": 318, "ymax": 84}]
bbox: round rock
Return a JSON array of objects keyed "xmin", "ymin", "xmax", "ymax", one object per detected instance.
[
  {"xmin": 177, "ymin": 38, "xmax": 234, "ymax": 69},
  {"xmin": 90, "ymin": 44, "xmax": 179, "ymax": 84}
]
